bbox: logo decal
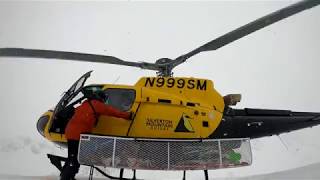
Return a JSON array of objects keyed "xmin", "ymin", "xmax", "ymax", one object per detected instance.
[
  {"xmin": 146, "ymin": 118, "xmax": 173, "ymax": 131},
  {"xmin": 174, "ymin": 113, "xmax": 194, "ymax": 132}
]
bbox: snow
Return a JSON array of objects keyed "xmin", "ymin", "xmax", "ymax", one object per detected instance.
[
  {"xmin": 1, "ymin": 162, "xmax": 320, "ymax": 180},
  {"xmin": 0, "ymin": 175, "xmax": 103, "ymax": 180},
  {"xmin": 0, "ymin": 1, "xmax": 319, "ymax": 180},
  {"xmin": 237, "ymin": 163, "xmax": 320, "ymax": 180}
]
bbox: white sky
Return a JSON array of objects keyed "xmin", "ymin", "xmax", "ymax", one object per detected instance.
[{"xmin": 0, "ymin": 1, "xmax": 319, "ymax": 179}]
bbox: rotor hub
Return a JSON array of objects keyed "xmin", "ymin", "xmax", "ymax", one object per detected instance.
[
  {"xmin": 155, "ymin": 58, "xmax": 174, "ymax": 77},
  {"xmin": 155, "ymin": 58, "xmax": 173, "ymax": 65}
]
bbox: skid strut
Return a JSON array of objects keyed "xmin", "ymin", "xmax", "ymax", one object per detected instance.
[
  {"xmin": 47, "ymin": 154, "xmax": 137, "ymax": 180},
  {"xmin": 204, "ymin": 170, "xmax": 208, "ymax": 180},
  {"xmin": 183, "ymin": 171, "xmax": 186, "ymax": 180},
  {"xmin": 182, "ymin": 170, "xmax": 208, "ymax": 180},
  {"xmin": 90, "ymin": 166, "xmax": 136, "ymax": 180},
  {"xmin": 89, "ymin": 166, "xmax": 94, "ymax": 180}
]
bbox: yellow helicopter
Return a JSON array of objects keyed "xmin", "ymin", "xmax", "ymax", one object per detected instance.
[{"xmin": 0, "ymin": 0, "xmax": 320, "ymax": 180}]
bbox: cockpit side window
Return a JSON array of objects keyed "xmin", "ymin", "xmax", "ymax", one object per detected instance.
[
  {"xmin": 104, "ymin": 89, "xmax": 136, "ymax": 111},
  {"xmin": 67, "ymin": 85, "xmax": 104, "ymax": 107}
]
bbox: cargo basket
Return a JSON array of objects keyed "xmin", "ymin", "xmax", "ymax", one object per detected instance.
[{"xmin": 78, "ymin": 134, "xmax": 252, "ymax": 170}]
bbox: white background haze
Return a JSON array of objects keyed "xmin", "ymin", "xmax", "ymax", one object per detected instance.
[{"xmin": 0, "ymin": 1, "xmax": 319, "ymax": 179}]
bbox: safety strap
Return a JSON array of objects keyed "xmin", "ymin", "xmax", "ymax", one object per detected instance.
[{"xmin": 88, "ymin": 100, "xmax": 99, "ymax": 126}]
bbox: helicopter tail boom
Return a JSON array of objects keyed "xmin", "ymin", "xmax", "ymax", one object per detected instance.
[{"xmin": 210, "ymin": 108, "xmax": 320, "ymax": 139}]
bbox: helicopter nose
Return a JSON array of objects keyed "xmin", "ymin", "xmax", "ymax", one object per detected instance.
[{"xmin": 36, "ymin": 115, "xmax": 49, "ymax": 137}]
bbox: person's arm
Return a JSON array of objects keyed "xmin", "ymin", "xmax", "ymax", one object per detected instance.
[{"xmin": 91, "ymin": 100, "xmax": 131, "ymax": 120}]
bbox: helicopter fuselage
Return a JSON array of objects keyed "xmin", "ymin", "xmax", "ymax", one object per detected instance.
[
  {"xmin": 38, "ymin": 76, "xmax": 225, "ymax": 144},
  {"xmin": 37, "ymin": 75, "xmax": 320, "ymax": 146}
]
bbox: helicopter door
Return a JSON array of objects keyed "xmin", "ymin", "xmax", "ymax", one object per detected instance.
[
  {"xmin": 49, "ymin": 71, "xmax": 93, "ymax": 133},
  {"xmin": 92, "ymin": 88, "xmax": 138, "ymax": 136}
]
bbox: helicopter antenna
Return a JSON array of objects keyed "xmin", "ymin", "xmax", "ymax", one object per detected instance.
[
  {"xmin": 112, "ymin": 76, "xmax": 121, "ymax": 84},
  {"xmin": 277, "ymin": 135, "xmax": 289, "ymax": 151},
  {"xmin": 0, "ymin": 0, "xmax": 319, "ymax": 77}
]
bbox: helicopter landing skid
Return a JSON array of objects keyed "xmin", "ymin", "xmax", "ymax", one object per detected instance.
[
  {"xmin": 47, "ymin": 154, "xmax": 138, "ymax": 180},
  {"xmin": 89, "ymin": 166, "xmax": 209, "ymax": 180},
  {"xmin": 182, "ymin": 170, "xmax": 209, "ymax": 180},
  {"xmin": 47, "ymin": 154, "xmax": 209, "ymax": 180},
  {"xmin": 88, "ymin": 166, "xmax": 138, "ymax": 180}
]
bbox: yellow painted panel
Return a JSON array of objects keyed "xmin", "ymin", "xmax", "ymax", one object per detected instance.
[
  {"xmin": 129, "ymin": 102, "xmax": 202, "ymax": 138},
  {"xmin": 135, "ymin": 77, "xmax": 224, "ymax": 112},
  {"xmin": 92, "ymin": 116, "xmax": 131, "ymax": 136},
  {"xmin": 92, "ymin": 86, "xmax": 141, "ymax": 136},
  {"xmin": 194, "ymin": 106, "xmax": 223, "ymax": 138},
  {"xmin": 41, "ymin": 111, "xmax": 67, "ymax": 143}
]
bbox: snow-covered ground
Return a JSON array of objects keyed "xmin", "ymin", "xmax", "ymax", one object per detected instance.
[
  {"xmin": 1, "ymin": 162, "xmax": 320, "ymax": 180},
  {"xmin": 237, "ymin": 162, "xmax": 320, "ymax": 180},
  {"xmin": 0, "ymin": 175, "xmax": 102, "ymax": 180}
]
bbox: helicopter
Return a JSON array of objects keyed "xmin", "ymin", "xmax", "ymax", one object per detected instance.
[{"xmin": 0, "ymin": 0, "xmax": 319, "ymax": 180}]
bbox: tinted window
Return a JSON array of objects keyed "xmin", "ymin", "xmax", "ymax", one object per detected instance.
[
  {"xmin": 70, "ymin": 71, "xmax": 92, "ymax": 94},
  {"xmin": 37, "ymin": 115, "xmax": 49, "ymax": 137},
  {"xmin": 104, "ymin": 89, "xmax": 135, "ymax": 111},
  {"xmin": 67, "ymin": 85, "xmax": 104, "ymax": 106}
]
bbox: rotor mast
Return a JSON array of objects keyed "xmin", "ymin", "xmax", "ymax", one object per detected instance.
[
  {"xmin": 155, "ymin": 58, "xmax": 174, "ymax": 77},
  {"xmin": 156, "ymin": 66, "xmax": 173, "ymax": 77}
]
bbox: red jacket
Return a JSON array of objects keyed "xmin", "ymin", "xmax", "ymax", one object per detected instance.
[{"xmin": 65, "ymin": 99, "xmax": 130, "ymax": 140}]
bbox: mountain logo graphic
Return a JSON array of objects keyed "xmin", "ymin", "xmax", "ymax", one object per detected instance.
[{"xmin": 174, "ymin": 113, "xmax": 194, "ymax": 132}]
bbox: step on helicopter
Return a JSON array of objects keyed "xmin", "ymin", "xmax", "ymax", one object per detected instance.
[{"xmin": 0, "ymin": 0, "xmax": 319, "ymax": 180}]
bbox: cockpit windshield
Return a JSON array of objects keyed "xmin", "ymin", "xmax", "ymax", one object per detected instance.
[
  {"xmin": 49, "ymin": 71, "xmax": 92, "ymax": 133},
  {"xmin": 54, "ymin": 71, "xmax": 92, "ymax": 114}
]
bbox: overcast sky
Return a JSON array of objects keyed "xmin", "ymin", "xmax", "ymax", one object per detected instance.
[{"xmin": 0, "ymin": 1, "xmax": 319, "ymax": 179}]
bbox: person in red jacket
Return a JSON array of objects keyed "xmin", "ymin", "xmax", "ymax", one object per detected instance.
[{"xmin": 60, "ymin": 91, "xmax": 131, "ymax": 180}]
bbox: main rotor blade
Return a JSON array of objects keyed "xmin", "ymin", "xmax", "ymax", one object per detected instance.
[
  {"xmin": 0, "ymin": 48, "xmax": 159, "ymax": 71},
  {"xmin": 172, "ymin": 0, "xmax": 320, "ymax": 67}
]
